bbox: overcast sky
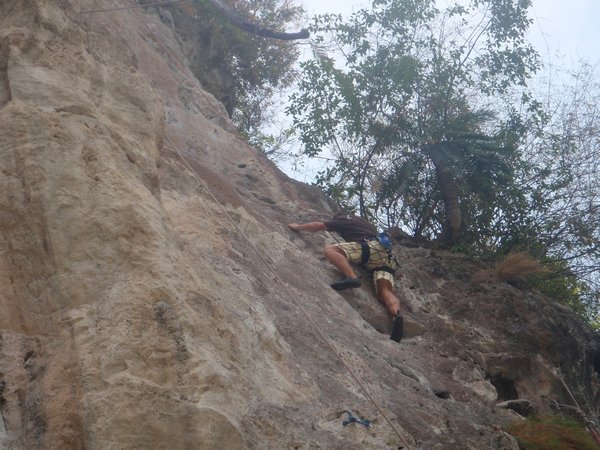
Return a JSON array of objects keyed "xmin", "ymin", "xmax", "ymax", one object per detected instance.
[{"xmin": 299, "ymin": 0, "xmax": 600, "ymax": 66}]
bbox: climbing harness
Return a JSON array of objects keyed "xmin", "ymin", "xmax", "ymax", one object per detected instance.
[
  {"xmin": 343, "ymin": 410, "xmax": 371, "ymax": 428},
  {"xmin": 359, "ymin": 240, "xmax": 371, "ymax": 266},
  {"xmin": 358, "ymin": 234, "xmax": 400, "ymax": 275},
  {"xmin": 82, "ymin": 3, "xmax": 412, "ymax": 448}
]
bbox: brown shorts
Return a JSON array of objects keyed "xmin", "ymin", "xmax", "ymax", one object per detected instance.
[{"xmin": 334, "ymin": 240, "xmax": 396, "ymax": 294}]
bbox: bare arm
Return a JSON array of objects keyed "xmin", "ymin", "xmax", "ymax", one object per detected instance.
[{"xmin": 288, "ymin": 222, "xmax": 327, "ymax": 232}]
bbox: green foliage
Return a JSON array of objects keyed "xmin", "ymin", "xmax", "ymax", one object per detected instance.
[
  {"xmin": 507, "ymin": 416, "xmax": 600, "ymax": 449},
  {"xmin": 492, "ymin": 64, "xmax": 600, "ymax": 310},
  {"xmin": 177, "ymin": 0, "xmax": 303, "ymax": 144},
  {"xmin": 531, "ymin": 260, "xmax": 599, "ymax": 328}
]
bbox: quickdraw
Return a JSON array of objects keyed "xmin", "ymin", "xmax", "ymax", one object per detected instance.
[{"xmin": 343, "ymin": 410, "xmax": 371, "ymax": 428}]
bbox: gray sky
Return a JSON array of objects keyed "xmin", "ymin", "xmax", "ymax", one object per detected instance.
[{"xmin": 300, "ymin": 0, "xmax": 600, "ymax": 65}]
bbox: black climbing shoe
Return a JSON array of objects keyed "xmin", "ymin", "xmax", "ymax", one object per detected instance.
[
  {"xmin": 390, "ymin": 315, "xmax": 403, "ymax": 343},
  {"xmin": 330, "ymin": 277, "xmax": 361, "ymax": 291}
]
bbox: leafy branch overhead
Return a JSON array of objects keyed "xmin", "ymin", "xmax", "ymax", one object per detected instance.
[{"xmin": 204, "ymin": 0, "xmax": 309, "ymax": 40}]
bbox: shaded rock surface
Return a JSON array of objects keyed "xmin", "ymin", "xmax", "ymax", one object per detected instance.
[
  {"xmin": 497, "ymin": 399, "xmax": 538, "ymax": 418},
  {"xmin": 0, "ymin": 1, "xmax": 599, "ymax": 449}
]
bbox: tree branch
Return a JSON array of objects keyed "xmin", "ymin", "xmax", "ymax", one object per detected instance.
[{"xmin": 206, "ymin": 0, "xmax": 309, "ymax": 41}]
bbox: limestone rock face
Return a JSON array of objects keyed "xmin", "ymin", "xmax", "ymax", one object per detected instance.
[{"xmin": 1, "ymin": 2, "xmax": 599, "ymax": 449}]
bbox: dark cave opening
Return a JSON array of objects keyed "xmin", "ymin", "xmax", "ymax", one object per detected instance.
[{"xmin": 488, "ymin": 374, "xmax": 518, "ymax": 401}]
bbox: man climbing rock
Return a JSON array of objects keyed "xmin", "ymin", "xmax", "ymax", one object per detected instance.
[{"xmin": 288, "ymin": 212, "xmax": 405, "ymax": 342}]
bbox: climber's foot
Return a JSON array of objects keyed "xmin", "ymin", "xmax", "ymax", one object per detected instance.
[
  {"xmin": 390, "ymin": 315, "xmax": 403, "ymax": 343},
  {"xmin": 331, "ymin": 277, "xmax": 361, "ymax": 291}
]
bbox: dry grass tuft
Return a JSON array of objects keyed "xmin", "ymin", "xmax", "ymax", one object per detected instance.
[
  {"xmin": 472, "ymin": 252, "xmax": 549, "ymax": 284},
  {"xmin": 495, "ymin": 252, "xmax": 550, "ymax": 282},
  {"xmin": 507, "ymin": 415, "xmax": 600, "ymax": 449}
]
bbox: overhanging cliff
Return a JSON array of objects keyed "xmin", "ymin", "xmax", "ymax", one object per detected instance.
[{"xmin": 1, "ymin": 2, "xmax": 599, "ymax": 449}]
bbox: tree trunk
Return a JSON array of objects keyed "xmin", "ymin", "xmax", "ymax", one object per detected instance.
[
  {"xmin": 427, "ymin": 145, "xmax": 462, "ymax": 244},
  {"xmin": 435, "ymin": 165, "xmax": 462, "ymax": 243}
]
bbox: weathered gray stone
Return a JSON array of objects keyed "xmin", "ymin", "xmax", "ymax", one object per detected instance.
[
  {"xmin": 496, "ymin": 399, "xmax": 539, "ymax": 417},
  {"xmin": 0, "ymin": 1, "xmax": 599, "ymax": 449}
]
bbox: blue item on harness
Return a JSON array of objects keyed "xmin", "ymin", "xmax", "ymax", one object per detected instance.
[
  {"xmin": 377, "ymin": 232, "xmax": 393, "ymax": 250},
  {"xmin": 342, "ymin": 410, "xmax": 371, "ymax": 427}
]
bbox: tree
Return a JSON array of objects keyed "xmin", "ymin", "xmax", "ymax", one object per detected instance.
[
  {"xmin": 167, "ymin": 0, "xmax": 306, "ymax": 144},
  {"xmin": 288, "ymin": 0, "xmax": 539, "ymax": 243},
  {"xmin": 507, "ymin": 64, "xmax": 600, "ymax": 298}
]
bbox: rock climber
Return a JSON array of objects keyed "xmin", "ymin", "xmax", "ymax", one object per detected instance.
[{"xmin": 288, "ymin": 212, "xmax": 404, "ymax": 342}]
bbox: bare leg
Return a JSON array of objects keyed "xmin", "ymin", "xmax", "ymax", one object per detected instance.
[
  {"xmin": 376, "ymin": 279, "xmax": 401, "ymax": 317},
  {"xmin": 323, "ymin": 245, "xmax": 357, "ymax": 279}
]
